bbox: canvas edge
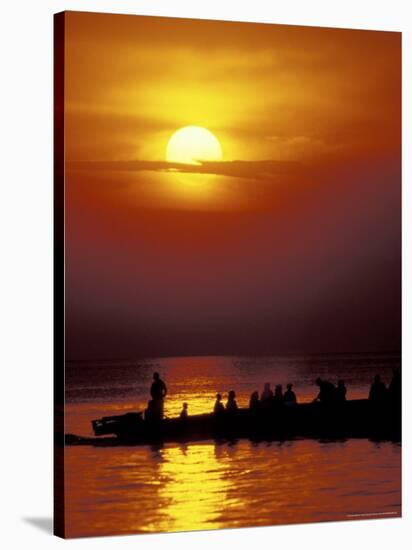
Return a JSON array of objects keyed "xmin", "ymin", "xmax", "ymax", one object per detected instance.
[{"xmin": 53, "ymin": 10, "xmax": 66, "ymax": 540}]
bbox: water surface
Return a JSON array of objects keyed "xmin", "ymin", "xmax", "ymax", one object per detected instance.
[{"xmin": 65, "ymin": 353, "xmax": 401, "ymax": 537}]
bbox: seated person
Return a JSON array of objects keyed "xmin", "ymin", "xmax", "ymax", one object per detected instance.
[
  {"xmin": 273, "ymin": 384, "xmax": 284, "ymax": 405},
  {"xmin": 283, "ymin": 383, "xmax": 297, "ymax": 405},
  {"xmin": 214, "ymin": 393, "xmax": 225, "ymax": 415},
  {"xmin": 180, "ymin": 402, "xmax": 188, "ymax": 420},
  {"xmin": 388, "ymin": 368, "xmax": 401, "ymax": 406},
  {"xmin": 313, "ymin": 378, "xmax": 337, "ymax": 404},
  {"xmin": 369, "ymin": 374, "xmax": 387, "ymax": 402},
  {"xmin": 336, "ymin": 380, "xmax": 347, "ymax": 402},
  {"xmin": 249, "ymin": 391, "xmax": 260, "ymax": 411},
  {"xmin": 260, "ymin": 382, "xmax": 273, "ymax": 402},
  {"xmin": 226, "ymin": 390, "xmax": 238, "ymax": 413}
]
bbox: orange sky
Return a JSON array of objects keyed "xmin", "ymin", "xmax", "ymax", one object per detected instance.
[
  {"xmin": 65, "ymin": 12, "xmax": 400, "ymax": 209},
  {"xmin": 62, "ymin": 12, "xmax": 401, "ymax": 359}
]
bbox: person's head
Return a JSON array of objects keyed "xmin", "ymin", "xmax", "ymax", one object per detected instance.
[
  {"xmin": 275, "ymin": 384, "xmax": 282, "ymax": 393},
  {"xmin": 216, "ymin": 393, "xmax": 222, "ymax": 401},
  {"xmin": 374, "ymin": 374, "xmax": 381, "ymax": 383},
  {"xmin": 153, "ymin": 372, "xmax": 160, "ymax": 381},
  {"xmin": 183, "ymin": 402, "xmax": 188, "ymax": 409},
  {"xmin": 315, "ymin": 377, "xmax": 322, "ymax": 387},
  {"xmin": 228, "ymin": 390, "xmax": 236, "ymax": 400},
  {"xmin": 286, "ymin": 383, "xmax": 293, "ymax": 391},
  {"xmin": 264, "ymin": 382, "xmax": 271, "ymax": 391},
  {"xmin": 338, "ymin": 379, "xmax": 345, "ymax": 387}
]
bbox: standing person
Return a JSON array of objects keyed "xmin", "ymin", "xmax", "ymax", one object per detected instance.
[
  {"xmin": 284, "ymin": 383, "xmax": 297, "ymax": 405},
  {"xmin": 150, "ymin": 372, "xmax": 167, "ymax": 400},
  {"xmin": 144, "ymin": 399, "xmax": 156, "ymax": 422},
  {"xmin": 336, "ymin": 380, "xmax": 347, "ymax": 402},
  {"xmin": 150, "ymin": 372, "xmax": 167, "ymax": 420}
]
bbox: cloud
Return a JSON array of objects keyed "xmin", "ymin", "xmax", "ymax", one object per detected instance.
[{"xmin": 68, "ymin": 159, "xmax": 302, "ymax": 181}]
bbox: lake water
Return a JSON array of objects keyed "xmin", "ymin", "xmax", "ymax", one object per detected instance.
[{"xmin": 64, "ymin": 352, "xmax": 401, "ymax": 537}]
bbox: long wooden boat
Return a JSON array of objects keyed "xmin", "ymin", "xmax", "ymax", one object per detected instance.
[{"xmin": 64, "ymin": 398, "xmax": 401, "ymax": 446}]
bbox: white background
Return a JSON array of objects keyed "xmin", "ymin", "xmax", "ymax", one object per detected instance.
[{"xmin": 0, "ymin": 0, "xmax": 411, "ymax": 547}]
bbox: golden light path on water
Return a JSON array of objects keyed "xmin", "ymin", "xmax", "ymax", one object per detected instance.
[
  {"xmin": 65, "ymin": 439, "xmax": 401, "ymax": 537},
  {"xmin": 143, "ymin": 444, "xmax": 232, "ymax": 533}
]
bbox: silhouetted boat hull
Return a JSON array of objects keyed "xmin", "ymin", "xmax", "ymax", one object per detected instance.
[{"xmin": 64, "ymin": 398, "xmax": 401, "ymax": 446}]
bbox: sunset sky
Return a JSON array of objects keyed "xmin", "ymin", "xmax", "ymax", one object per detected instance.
[{"xmin": 64, "ymin": 12, "xmax": 401, "ymax": 359}]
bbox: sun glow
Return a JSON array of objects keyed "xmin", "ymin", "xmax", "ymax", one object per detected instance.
[{"xmin": 166, "ymin": 126, "xmax": 223, "ymax": 165}]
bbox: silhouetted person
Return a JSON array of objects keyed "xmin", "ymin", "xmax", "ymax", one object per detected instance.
[
  {"xmin": 274, "ymin": 384, "xmax": 284, "ymax": 404},
  {"xmin": 260, "ymin": 382, "xmax": 273, "ymax": 412},
  {"xmin": 284, "ymin": 383, "xmax": 297, "ymax": 405},
  {"xmin": 336, "ymin": 380, "xmax": 347, "ymax": 402},
  {"xmin": 151, "ymin": 372, "xmax": 167, "ymax": 400},
  {"xmin": 261, "ymin": 382, "xmax": 273, "ymax": 402},
  {"xmin": 145, "ymin": 399, "xmax": 156, "ymax": 422},
  {"xmin": 214, "ymin": 393, "xmax": 225, "ymax": 416},
  {"xmin": 180, "ymin": 402, "xmax": 188, "ymax": 420},
  {"xmin": 150, "ymin": 372, "xmax": 167, "ymax": 420},
  {"xmin": 369, "ymin": 375, "xmax": 387, "ymax": 403},
  {"xmin": 387, "ymin": 369, "xmax": 401, "ymax": 437},
  {"xmin": 226, "ymin": 390, "xmax": 238, "ymax": 414},
  {"xmin": 388, "ymin": 368, "xmax": 401, "ymax": 407},
  {"xmin": 313, "ymin": 378, "xmax": 337, "ymax": 404},
  {"xmin": 249, "ymin": 391, "xmax": 260, "ymax": 412}
]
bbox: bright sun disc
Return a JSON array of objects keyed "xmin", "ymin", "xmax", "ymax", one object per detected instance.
[{"xmin": 166, "ymin": 126, "xmax": 223, "ymax": 165}]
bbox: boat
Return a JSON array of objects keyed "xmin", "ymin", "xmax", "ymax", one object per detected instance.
[{"xmin": 64, "ymin": 398, "xmax": 401, "ymax": 446}]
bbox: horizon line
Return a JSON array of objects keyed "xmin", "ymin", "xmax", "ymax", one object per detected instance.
[{"xmin": 65, "ymin": 349, "xmax": 402, "ymax": 364}]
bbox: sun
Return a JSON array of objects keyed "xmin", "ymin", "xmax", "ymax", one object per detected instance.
[{"xmin": 166, "ymin": 126, "xmax": 223, "ymax": 165}]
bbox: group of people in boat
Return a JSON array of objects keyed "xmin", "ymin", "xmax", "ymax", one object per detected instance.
[
  {"xmin": 144, "ymin": 369, "xmax": 401, "ymax": 422},
  {"xmin": 249, "ymin": 382, "xmax": 297, "ymax": 412}
]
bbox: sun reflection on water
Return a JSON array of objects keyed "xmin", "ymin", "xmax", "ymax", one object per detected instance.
[
  {"xmin": 65, "ymin": 438, "xmax": 401, "ymax": 538},
  {"xmin": 144, "ymin": 443, "xmax": 232, "ymax": 533}
]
